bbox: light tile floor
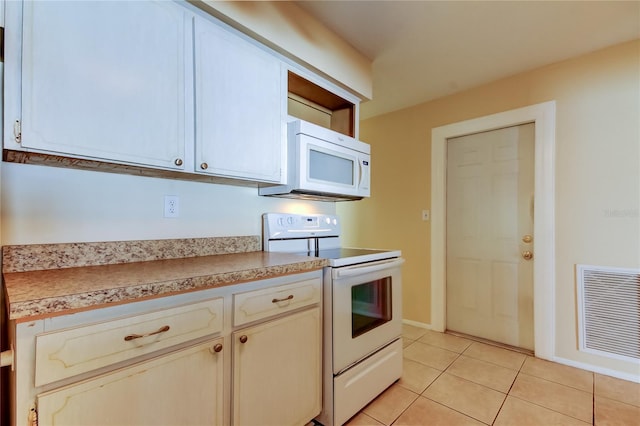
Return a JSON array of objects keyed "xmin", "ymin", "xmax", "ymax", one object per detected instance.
[{"xmin": 345, "ymin": 325, "xmax": 640, "ymax": 426}]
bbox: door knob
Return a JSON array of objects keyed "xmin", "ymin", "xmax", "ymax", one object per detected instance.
[{"xmin": 522, "ymin": 251, "xmax": 533, "ymax": 260}]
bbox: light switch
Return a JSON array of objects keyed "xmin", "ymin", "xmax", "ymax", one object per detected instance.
[{"xmin": 422, "ymin": 209, "xmax": 430, "ymax": 221}]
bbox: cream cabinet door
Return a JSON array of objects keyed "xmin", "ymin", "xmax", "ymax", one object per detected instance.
[
  {"xmin": 194, "ymin": 16, "xmax": 285, "ymax": 183},
  {"xmin": 19, "ymin": 0, "xmax": 190, "ymax": 170},
  {"xmin": 37, "ymin": 339, "xmax": 224, "ymax": 426},
  {"xmin": 232, "ymin": 307, "xmax": 322, "ymax": 426}
]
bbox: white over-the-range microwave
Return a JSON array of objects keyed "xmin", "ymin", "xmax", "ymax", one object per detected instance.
[{"xmin": 259, "ymin": 120, "xmax": 371, "ymax": 201}]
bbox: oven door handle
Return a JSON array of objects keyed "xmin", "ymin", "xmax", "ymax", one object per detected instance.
[{"xmin": 333, "ymin": 258, "xmax": 404, "ymax": 278}]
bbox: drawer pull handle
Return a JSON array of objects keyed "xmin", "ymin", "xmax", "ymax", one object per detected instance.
[
  {"xmin": 272, "ymin": 294, "xmax": 294, "ymax": 303},
  {"xmin": 239, "ymin": 335, "xmax": 248, "ymax": 344},
  {"xmin": 212, "ymin": 343, "xmax": 223, "ymax": 353},
  {"xmin": 124, "ymin": 325, "xmax": 170, "ymax": 341}
]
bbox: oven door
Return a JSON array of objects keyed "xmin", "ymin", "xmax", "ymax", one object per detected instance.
[{"xmin": 331, "ymin": 257, "xmax": 404, "ymax": 374}]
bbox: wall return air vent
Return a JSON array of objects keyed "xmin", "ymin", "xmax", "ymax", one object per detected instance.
[{"xmin": 577, "ymin": 265, "xmax": 640, "ymax": 362}]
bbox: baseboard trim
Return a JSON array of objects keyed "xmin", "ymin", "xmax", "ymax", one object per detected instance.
[
  {"xmin": 551, "ymin": 355, "xmax": 640, "ymax": 384},
  {"xmin": 402, "ymin": 319, "xmax": 639, "ymax": 384},
  {"xmin": 402, "ymin": 319, "xmax": 433, "ymax": 330},
  {"xmin": 444, "ymin": 330, "xmax": 534, "ymax": 357}
]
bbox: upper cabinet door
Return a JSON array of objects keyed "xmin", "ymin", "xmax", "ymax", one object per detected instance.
[
  {"xmin": 194, "ymin": 17, "xmax": 286, "ymax": 183},
  {"xmin": 20, "ymin": 1, "xmax": 190, "ymax": 170}
]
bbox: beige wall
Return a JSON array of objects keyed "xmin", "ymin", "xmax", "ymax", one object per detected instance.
[{"xmin": 338, "ymin": 39, "xmax": 640, "ymax": 376}]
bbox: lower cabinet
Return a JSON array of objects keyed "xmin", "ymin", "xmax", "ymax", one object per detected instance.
[
  {"xmin": 9, "ymin": 271, "xmax": 323, "ymax": 426},
  {"xmin": 36, "ymin": 338, "xmax": 225, "ymax": 426},
  {"xmin": 232, "ymin": 307, "xmax": 322, "ymax": 426}
]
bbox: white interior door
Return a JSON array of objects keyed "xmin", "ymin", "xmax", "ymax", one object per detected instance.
[{"xmin": 446, "ymin": 123, "xmax": 535, "ymax": 350}]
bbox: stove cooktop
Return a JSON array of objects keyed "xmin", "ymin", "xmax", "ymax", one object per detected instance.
[
  {"xmin": 296, "ymin": 247, "xmax": 401, "ymax": 267},
  {"xmin": 263, "ymin": 213, "xmax": 401, "ymax": 267}
]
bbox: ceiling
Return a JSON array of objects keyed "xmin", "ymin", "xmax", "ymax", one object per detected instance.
[{"xmin": 295, "ymin": 1, "xmax": 640, "ymax": 119}]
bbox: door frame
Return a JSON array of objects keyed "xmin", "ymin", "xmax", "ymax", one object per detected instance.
[{"xmin": 431, "ymin": 101, "xmax": 556, "ymax": 360}]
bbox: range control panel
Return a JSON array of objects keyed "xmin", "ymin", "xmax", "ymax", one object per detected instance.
[{"xmin": 263, "ymin": 213, "xmax": 340, "ymax": 241}]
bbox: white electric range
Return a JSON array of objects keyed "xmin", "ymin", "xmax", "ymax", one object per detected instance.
[{"xmin": 263, "ymin": 213, "xmax": 404, "ymax": 426}]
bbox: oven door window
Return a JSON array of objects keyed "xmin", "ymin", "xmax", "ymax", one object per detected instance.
[{"xmin": 351, "ymin": 276, "xmax": 392, "ymax": 338}]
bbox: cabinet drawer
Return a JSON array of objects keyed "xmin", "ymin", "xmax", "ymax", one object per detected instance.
[
  {"xmin": 35, "ymin": 297, "xmax": 223, "ymax": 387},
  {"xmin": 233, "ymin": 277, "xmax": 321, "ymax": 327}
]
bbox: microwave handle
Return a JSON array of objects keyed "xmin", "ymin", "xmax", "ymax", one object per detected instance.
[{"xmin": 359, "ymin": 158, "xmax": 370, "ymax": 190}]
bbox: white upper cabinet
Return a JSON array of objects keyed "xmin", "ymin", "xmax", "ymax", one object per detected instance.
[
  {"xmin": 17, "ymin": 1, "xmax": 191, "ymax": 170},
  {"xmin": 194, "ymin": 16, "xmax": 286, "ymax": 183},
  {"xmin": 4, "ymin": 1, "xmax": 362, "ymax": 185}
]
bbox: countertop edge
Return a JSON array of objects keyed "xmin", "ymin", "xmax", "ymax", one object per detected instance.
[
  {"xmin": 8, "ymin": 258, "xmax": 327, "ymax": 322},
  {"xmin": 4, "ymin": 238, "xmax": 329, "ymax": 322}
]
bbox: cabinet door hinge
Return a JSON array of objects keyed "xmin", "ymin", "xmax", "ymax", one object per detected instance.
[
  {"xmin": 28, "ymin": 402, "xmax": 38, "ymax": 426},
  {"xmin": 14, "ymin": 120, "xmax": 21, "ymax": 144},
  {"xmin": 0, "ymin": 27, "xmax": 4, "ymax": 63}
]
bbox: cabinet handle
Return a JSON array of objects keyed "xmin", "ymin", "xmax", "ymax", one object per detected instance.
[
  {"xmin": 200, "ymin": 162, "xmax": 208, "ymax": 170},
  {"xmin": 213, "ymin": 343, "xmax": 223, "ymax": 353},
  {"xmin": 124, "ymin": 325, "xmax": 170, "ymax": 341},
  {"xmin": 272, "ymin": 294, "xmax": 294, "ymax": 303},
  {"xmin": 174, "ymin": 158, "xmax": 183, "ymax": 166},
  {"xmin": 239, "ymin": 335, "xmax": 248, "ymax": 344}
]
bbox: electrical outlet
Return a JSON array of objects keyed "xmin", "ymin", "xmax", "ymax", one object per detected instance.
[{"xmin": 164, "ymin": 195, "xmax": 179, "ymax": 218}]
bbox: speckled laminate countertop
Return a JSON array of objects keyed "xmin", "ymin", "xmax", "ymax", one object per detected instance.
[{"xmin": 3, "ymin": 236, "xmax": 327, "ymax": 322}]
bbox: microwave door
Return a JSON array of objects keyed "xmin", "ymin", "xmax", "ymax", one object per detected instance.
[
  {"xmin": 302, "ymin": 140, "xmax": 360, "ymax": 197},
  {"xmin": 309, "ymin": 148, "xmax": 356, "ymax": 186}
]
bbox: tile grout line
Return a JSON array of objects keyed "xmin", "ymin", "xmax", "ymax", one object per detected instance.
[
  {"xmin": 386, "ymin": 336, "xmax": 425, "ymax": 426},
  {"xmin": 386, "ymin": 388, "xmax": 420, "ymax": 426},
  {"xmin": 417, "ymin": 359, "xmax": 496, "ymax": 426},
  {"xmin": 417, "ymin": 396, "xmax": 494, "ymax": 426},
  {"xmin": 513, "ymin": 358, "xmax": 596, "ymax": 423},
  {"xmin": 505, "ymin": 394, "xmax": 595, "ymax": 425},
  {"xmin": 396, "ymin": 333, "xmax": 472, "ymax": 425},
  {"xmin": 508, "ymin": 360, "xmax": 596, "ymax": 424},
  {"xmin": 399, "ymin": 329, "xmax": 638, "ymax": 426},
  {"xmin": 404, "ymin": 331, "xmax": 596, "ymax": 425},
  {"xmin": 414, "ymin": 335, "xmax": 589, "ymax": 425},
  {"xmin": 491, "ymin": 355, "xmax": 528, "ymax": 425},
  {"xmin": 592, "ymin": 372, "xmax": 595, "ymax": 425},
  {"xmin": 427, "ymin": 343, "xmax": 503, "ymax": 426}
]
